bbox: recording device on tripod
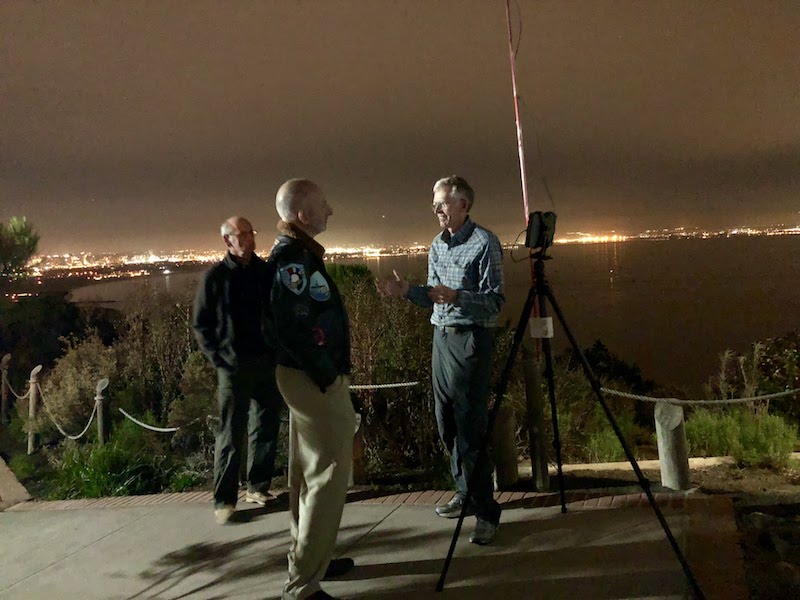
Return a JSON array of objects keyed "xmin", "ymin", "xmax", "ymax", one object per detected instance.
[
  {"xmin": 438, "ymin": 208, "xmax": 704, "ymax": 598},
  {"xmin": 524, "ymin": 211, "xmax": 557, "ymax": 250}
]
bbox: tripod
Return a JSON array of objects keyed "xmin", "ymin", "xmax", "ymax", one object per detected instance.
[{"xmin": 435, "ymin": 253, "xmax": 705, "ymax": 599}]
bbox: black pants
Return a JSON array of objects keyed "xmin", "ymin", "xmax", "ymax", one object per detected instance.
[
  {"xmin": 214, "ymin": 355, "xmax": 283, "ymax": 508},
  {"xmin": 432, "ymin": 327, "xmax": 501, "ymax": 525}
]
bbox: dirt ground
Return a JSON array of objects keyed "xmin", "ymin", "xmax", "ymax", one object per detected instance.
[{"xmin": 558, "ymin": 462, "xmax": 800, "ymax": 600}]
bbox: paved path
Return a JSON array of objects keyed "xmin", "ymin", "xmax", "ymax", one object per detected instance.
[{"xmin": 0, "ymin": 488, "xmax": 747, "ymax": 600}]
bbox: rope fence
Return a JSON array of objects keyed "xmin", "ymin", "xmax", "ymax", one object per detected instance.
[
  {"xmin": 349, "ymin": 381, "xmax": 420, "ymax": 390},
  {"xmin": 118, "ymin": 408, "xmax": 180, "ymax": 433},
  {"xmin": 6, "ymin": 380, "xmax": 31, "ymax": 401},
  {"xmin": 36, "ymin": 382, "xmax": 100, "ymax": 440},
  {"xmin": 601, "ymin": 387, "xmax": 800, "ymax": 406}
]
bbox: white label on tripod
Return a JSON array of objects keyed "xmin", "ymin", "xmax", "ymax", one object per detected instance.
[{"xmin": 529, "ymin": 317, "xmax": 554, "ymax": 339}]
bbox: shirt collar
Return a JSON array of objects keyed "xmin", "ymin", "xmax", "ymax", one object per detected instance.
[{"xmin": 440, "ymin": 216, "xmax": 475, "ymax": 246}]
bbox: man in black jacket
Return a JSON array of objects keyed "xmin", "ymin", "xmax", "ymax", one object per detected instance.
[
  {"xmin": 270, "ymin": 180, "xmax": 355, "ymax": 600},
  {"xmin": 192, "ymin": 216, "xmax": 283, "ymax": 525}
]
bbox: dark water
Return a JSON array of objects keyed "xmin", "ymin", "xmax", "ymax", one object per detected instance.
[{"xmin": 70, "ymin": 236, "xmax": 800, "ymax": 391}]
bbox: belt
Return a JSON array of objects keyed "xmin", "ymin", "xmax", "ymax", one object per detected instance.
[{"xmin": 436, "ymin": 324, "xmax": 484, "ymax": 334}]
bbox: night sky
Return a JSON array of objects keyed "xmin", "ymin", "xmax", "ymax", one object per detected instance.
[{"xmin": 2, "ymin": 1, "xmax": 798, "ymax": 254}]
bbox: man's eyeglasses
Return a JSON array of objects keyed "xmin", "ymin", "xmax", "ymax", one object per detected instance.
[{"xmin": 234, "ymin": 230, "xmax": 257, "ymax": 238}]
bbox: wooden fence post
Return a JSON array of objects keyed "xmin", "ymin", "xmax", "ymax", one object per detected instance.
[
  {"xmin": 654, "ymin": 402, "xmax": 691, "ymax": 490},
  {"xmin": 492, "ymin": 402, "xmax": 519, "ymax": 490},
  {"xmin": 522, "ymin": 342, "xmax": 549, "ymax": 491},
  {"xmin": 95, "ymin": 378, "xmax": 110, "ymax": 445},
  {"xmin": 1, "ymin": 353, "xmax": 10, "ymax": 425},
  {"xmin": 27, "ymin": 365, "xmax": 42, "ymax": 455}
]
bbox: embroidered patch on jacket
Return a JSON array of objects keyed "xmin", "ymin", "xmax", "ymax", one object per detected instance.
[
  {"xmin": 279, "ymin": 263, "xmax": 307, "ymax": 295},
  {"xmin": 308, "ymin": 271, "xmax": 331, "ymax": 302}
]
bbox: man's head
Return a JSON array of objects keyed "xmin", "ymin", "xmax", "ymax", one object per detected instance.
[
  {"xmin": 432, "ymin": 175, "xmax": 473, "ymax": 233},
  {"xmin": 275, "ymin": 178, "xmax": 333, "ymax": 238},
  {"xmin": 221, "ymin": 216, "xmax": 257, "ymax": 261}
]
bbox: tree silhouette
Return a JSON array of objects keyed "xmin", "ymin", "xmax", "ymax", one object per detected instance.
[{"xmin": 0, "ymin": 216, "xmax": 39, "ymax": 283}]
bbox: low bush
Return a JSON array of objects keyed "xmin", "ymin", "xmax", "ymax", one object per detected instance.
[
  {"xmin": 735, "ymin": 411, "xmax": 796, "ymax": 468},
  {"xmin": 8, "ymin": 454, "xmax": 35, "ymax": 481},
  {"xmin": 34, "ymin": 333, "xmax": 117, "ymax": 441},
  {"xmin": 685, "ymin": 409, "xmax": 742, "ymax": 458},
  {"xmin": 169, "ymin": 468, "xmax": 207, "ymax": 492},
  {"xmin": 47, "ymin": 419, "xmax": 172, "ymax": 499},
  {"xmin": 168, "ymin": 350, "xmax": 216, "ymax": 460},
  {"xmin": 686, "ymin": 408, "xmax": 797, "ymax": 468},
  {"xmin": 585, "ymin": 412, "xmax": 642, "ymax": 463}
]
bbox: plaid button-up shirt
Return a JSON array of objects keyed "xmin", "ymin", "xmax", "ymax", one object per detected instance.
[{"xmin": 407, "ymin": 217, "xmax": 505, "ymax": 328}]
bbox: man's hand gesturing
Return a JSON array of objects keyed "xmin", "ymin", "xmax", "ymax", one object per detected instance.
[{"xmin": 375, "ymin": 269, "xmax": 410, "ymax": 298}]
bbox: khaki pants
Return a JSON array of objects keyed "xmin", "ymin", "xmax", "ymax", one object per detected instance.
[{"xmin": 277, "ymin": 366, "xmax": 355, "ymax": 600}]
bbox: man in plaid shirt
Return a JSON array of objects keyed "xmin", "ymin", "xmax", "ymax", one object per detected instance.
[{"xmin": 377, "ymin": 175, "xmax": 504, "ymax": 545}]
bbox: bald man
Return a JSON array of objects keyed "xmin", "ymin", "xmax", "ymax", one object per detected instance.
[
  {"xmin": 192, "ymin": 216, "xmax": 283, "ymax": 525},
  {"xmin": 269, "ymin": 180, "xmax": 355, "ymax": 600}
]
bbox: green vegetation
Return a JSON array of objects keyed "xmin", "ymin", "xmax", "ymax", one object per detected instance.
[
  {"xmin": 46, "ymin": 419, "xmax": 172, "ymax": 499},
  {"xmin": 686, "ymin": 408, "xmax": 797, "ymax": 468},
  {"xmin": 0, "ymin": 216, "xmax": 39, "ymax": 284},
  {"xmin": 2, "ymin": 263, "xmax": 798, "ymax": 499},
  {"xmin": 8, "ymin": 454, "xmax": 36, "ymax": 481}
]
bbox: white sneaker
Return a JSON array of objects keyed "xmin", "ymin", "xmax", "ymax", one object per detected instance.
[
  {"xmin": 214, "ymin": 505, "xmax": 235, "ymax": 525},
  {"xmin": 245, "ymin": 490, "xmax": 272, "ymax": 506}
]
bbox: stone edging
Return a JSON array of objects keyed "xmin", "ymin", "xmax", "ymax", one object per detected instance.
[{"xmin": 0, "ymin": 456, "xmax": 31, "ymax": 511}]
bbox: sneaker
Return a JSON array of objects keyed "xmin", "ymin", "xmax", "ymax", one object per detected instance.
[
  {"xmin": 323, "ymin": 557, "xmax": 354, "ymax": 579},
  {"xmin": 244, "ymin": 490, "xmax": 272, "ymax": 505},
  {"xmin": 435, "ymin": 496, "xmax": 476, "ymax": 519},
  {"xmin": 470, "ymin": 518, "xmax": 497, "ymax": 545},
  {"xmin": 214, "ymin": 505, "xmax": 235, "ymax": 525}
]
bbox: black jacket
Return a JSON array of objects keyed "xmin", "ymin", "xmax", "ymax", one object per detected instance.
[
  {"xmin": 192, "ymin": 252, "xmax": 274, "ymax": 371},
  {"xmin": 269, "ymin": 228, "xmax": 351, "ymax": 390}
]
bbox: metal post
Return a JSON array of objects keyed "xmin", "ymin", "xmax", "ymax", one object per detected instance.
[
  {"xmin": 654, "ymin": 402, "xmax": 691, "ymax": 490},
  {"xmin": 27, "ymin": 365, "xmax": 42, "ymax": 455},
  {"xmin": 1, "ymin": 353, "xmax": 10, "ymax": 425},
  {"xmin": 95, "ymin": 378, "xmax": 110, "ymax": 445}
]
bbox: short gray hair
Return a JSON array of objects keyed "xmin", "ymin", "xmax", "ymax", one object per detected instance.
[{"xmin": 433, "ymin": 175, "xmax": 474, "ymax": 211}]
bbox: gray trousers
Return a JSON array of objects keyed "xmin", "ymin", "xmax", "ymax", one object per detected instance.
[
  {"xmin": 432, "ymin": 326, "xmax": 501, "ymax": 525},
  {"xmin": 214, "ymin": 355, "xmax": 283, "ymax": 508}
]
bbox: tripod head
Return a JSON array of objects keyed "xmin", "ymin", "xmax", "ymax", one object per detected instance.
[{"xmin": 525, "ymin": 211, "xmax": 557, "ymax": 259}]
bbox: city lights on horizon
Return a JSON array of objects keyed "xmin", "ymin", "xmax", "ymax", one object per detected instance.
[{"xmin": 18, "ymin": 223, "xmax": 800, "ymax": 278}]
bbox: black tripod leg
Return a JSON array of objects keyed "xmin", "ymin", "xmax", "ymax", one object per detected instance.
[
  {"xmin": 435, "ymin": 285, "xmax": 537, "ymax": 593},
  {"xmin": 541, "ymin": 284, "xmax": 706, "ymax": 600},
  {"xmin": 536, "ymin": 292, "xmax": 567, "ymax": 513}
]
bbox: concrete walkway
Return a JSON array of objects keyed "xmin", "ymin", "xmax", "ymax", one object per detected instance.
[{"xmin": 0, "ymin": 487, "xmax": 747, "ymax": 600}]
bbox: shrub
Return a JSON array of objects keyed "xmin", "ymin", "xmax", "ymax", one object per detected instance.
[
  {"xmin": 585, "ymin": 412, "xmax": 642, "ymax": 463},
  {"xmin": 35, "ymin": 333, "xmax": 117, "ymax": 441},
  {"xmin": 48, "ymin": 438, "xmax": 170, "ymax": 499},
  {"xmin": 685, "ymin": 409, "xmax": 742, "ymax": 457},
  {"xmin": 168, "ymin": 350, "xmax": 217, "ymax": 460},
  {"xmin": 114, "ymin": 283, "xmax": 195, "ymax": 420},
  {"xmin": 8, "ymin": 454, "xmax": 35, "ymax": 481},
  {"xmin": 705, "ymin": 332, "xmax": 800, "ymax": 427},
  {"xmin": 734, "ymin": 411, "xmax": 796, "ymax": 468},
  {"xmin": 331, "ymin": 264, "xmax": 444, "ymax": 477},
  {"xmin": 169, "ymin": 468, "xmax": 207, "ymax": 492},
  {"xmin": 686, "ymin": 408, "xmax": 797, "ymax": 468}
]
